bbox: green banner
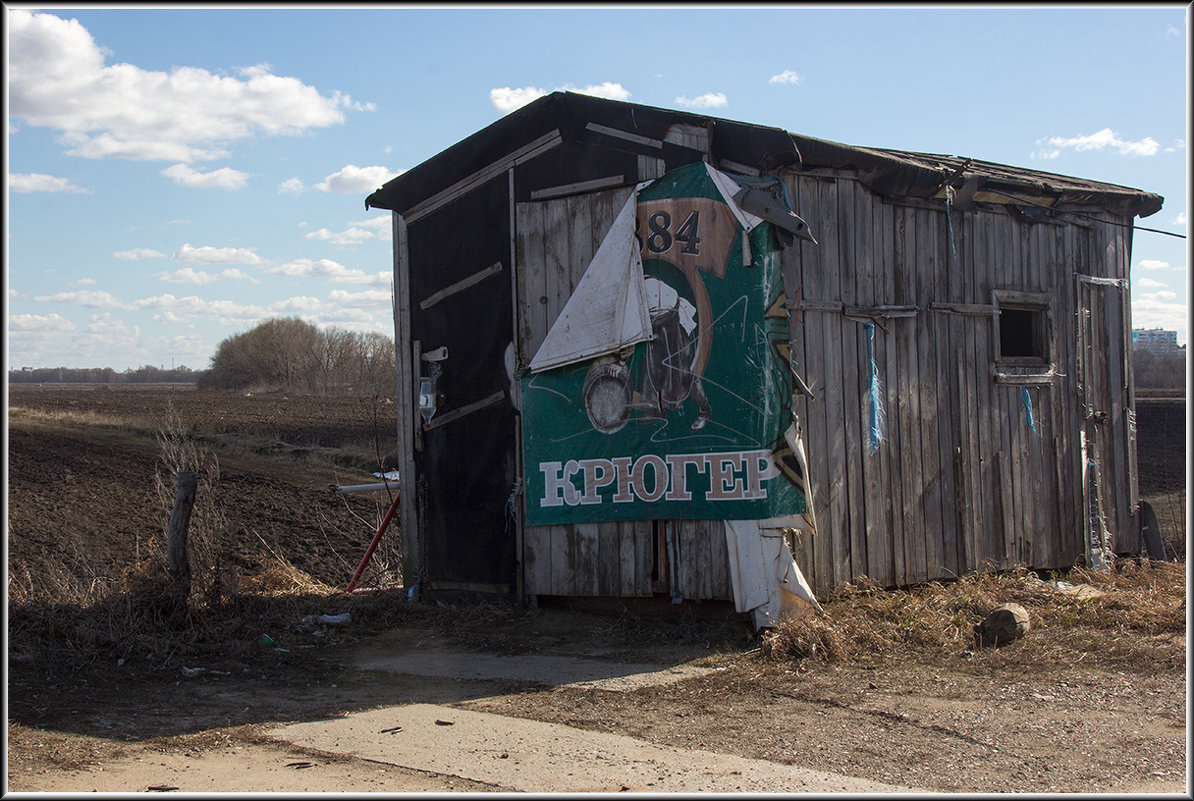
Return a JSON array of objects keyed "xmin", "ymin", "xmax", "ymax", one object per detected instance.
[{"xmin": 522, "ymin": 163, "xmax": 807, "ymax": 525}]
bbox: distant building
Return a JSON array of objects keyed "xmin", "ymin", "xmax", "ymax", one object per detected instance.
[{"xmin": 1132, "ymin": 328, "xmax": 1183, "ymax": 355}]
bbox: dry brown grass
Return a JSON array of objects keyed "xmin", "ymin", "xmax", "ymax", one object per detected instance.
[
  {"xmin": 759, "ymin": 561, "xmax": 1186, "ymax": 672},
  {"xmin": 7, "ymin": 403, "xmax": 161, "ymax": 435}
]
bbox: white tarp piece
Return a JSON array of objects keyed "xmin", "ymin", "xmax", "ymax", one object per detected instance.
[
  {"xmin": 783, "ymin": 421, "xmax": 819, "ymax": 535},
  {"xmin": 528, "ymin": 166, "xmax": 763, "ymax": 374},
  {"xmin": 528, "ymin": 192, "xmax": 653, "ymax": 372},
  {"xmin": 724, "ymin": 519, "xmax": 823, "ymax": 630},
  {"xmin": 703, "ymin": 163, "xmax": 764, "ymax": 232}
]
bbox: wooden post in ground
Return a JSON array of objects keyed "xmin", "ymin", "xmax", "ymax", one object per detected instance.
[{"xmin": 167, "ymin": 470, "xmax": 198, "ymax": 612}]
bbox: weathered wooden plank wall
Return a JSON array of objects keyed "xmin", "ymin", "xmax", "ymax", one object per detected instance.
[
  {"xmin": 781, "ymin": 171, "xmax": 1137, "ymax": 597},
  {"xmin": 504, "ymin": 167, "xmax": 1136, "ymax": 603},
  {"xmin": 515, "ymin": 186, "xmax": 732, "ymax": 600}
]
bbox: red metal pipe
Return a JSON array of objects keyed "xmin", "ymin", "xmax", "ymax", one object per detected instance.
[{"xmin": 346, "ymin": 490, "xmax": 401, "ymax": 593}]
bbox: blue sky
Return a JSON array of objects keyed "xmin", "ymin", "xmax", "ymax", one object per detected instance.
[{"xmin": 5, "ymin": 5, "xmax": 1189, "ymax": 371}]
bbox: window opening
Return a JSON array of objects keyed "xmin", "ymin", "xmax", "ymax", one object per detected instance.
[
  {"xmin": 994, "ymin": 291, "xmax": 1052, "ymax": 367},
  {"xmin": 999, "ymin": 306, "xmax": 1047, "ymax": 359}
]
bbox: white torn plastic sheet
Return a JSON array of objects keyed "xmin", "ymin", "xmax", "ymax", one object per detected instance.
[
  {"xmin": 783, "ymin": 421, "xmax": 818, "ymax": 536},
  {"xmin": 528, "ymin": 192, "xmax": 653, "ymax": 372},
  {"xmin": 703, "ymin": 163, "xmax": 764, "ymax": 232},
  {"xmin": 528, "ymin": 165, "xmax": 763, "ymax": 374},
  {"xmin": 724, "ymin": 519, "xmax": 823, "ymax": 631}
]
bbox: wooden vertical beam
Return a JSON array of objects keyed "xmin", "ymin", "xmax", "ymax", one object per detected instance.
[
  {"xmin": 508, "ymin": 167, "xmax": 525, "ymax": 602},
  {"xmin": 393, "ymin": 213, "xmax": 420, "ymax": 592}
]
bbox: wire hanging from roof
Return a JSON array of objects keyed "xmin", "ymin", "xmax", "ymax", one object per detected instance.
[{"xmin": 983, "ymin": 189, "xmax": 1185, "ymax": 239}]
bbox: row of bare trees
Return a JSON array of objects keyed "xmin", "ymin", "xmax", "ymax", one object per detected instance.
[
  {"xmin": 198, "ymin": 317, "xmax": 395, "ymax": 394},
  {"xmin": 1133, "ymin": 349, "xmax": 1186, "ymax": 390},
  {"xmin": 8, "ymin": 365, "xmax": 199, "ymax": 384}
]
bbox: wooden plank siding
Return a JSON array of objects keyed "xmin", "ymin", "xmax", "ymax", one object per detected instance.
[
  {"xmin": 767, "ymin": 172, "xmax": 1128, "ymax": 597},
  {"xmin": 516, "ymin": 187, "xmax": 728, "ymax": 600},
  {"xmin": 506, "ymin": 167, "xmax": 1133, "ymax": 602}
]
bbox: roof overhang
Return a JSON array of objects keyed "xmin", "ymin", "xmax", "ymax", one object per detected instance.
[{"xmin": 364, "ymin": 92, "xmax": 1163, "ymax": 221}]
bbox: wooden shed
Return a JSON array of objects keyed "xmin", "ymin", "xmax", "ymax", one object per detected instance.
[{"xmin": 365, "ymin": 92, "xmax": 1162, "ymax": 623}]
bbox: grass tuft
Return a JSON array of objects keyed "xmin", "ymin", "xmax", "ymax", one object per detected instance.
[{"xmin": 760, "ymin": 561, "xmax": 1185, "ymax": 671}]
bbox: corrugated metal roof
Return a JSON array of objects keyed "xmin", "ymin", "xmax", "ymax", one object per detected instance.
[{"xmin": 365, "ymin": 92, "xmax": 1162, "ymax": 219}]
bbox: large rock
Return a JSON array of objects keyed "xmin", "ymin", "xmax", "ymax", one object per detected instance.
[{"xmin": 973, "ymin": 602, "xmax": 1031, "ymax": 648}]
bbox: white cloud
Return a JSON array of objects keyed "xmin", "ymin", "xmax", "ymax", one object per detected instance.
[
  {"xmin": 1037, "ymin": 128, "xmax": 1160, "ymax": 158},
  {"xmin": 675, "ymin": 93, "xmax": 728, "ymax": 109},
  {"xmin": 157, "ymin": 267, "xmax": 258, "ymax": 285},
  {"xmin": 129, "ymin": 293, "xmax": 210, "ymax": 315},
  {"xmin": 769, "ymin": 70, "xmax": 802, "ymax": 85},
  {"xmin": 7, "ymin": 10, "xmax": 363, "ymax": 163},
  {"xmin": 1167, "ymin": 24, "xmax": 1181, "ymax": 36},
  {"xmin": 1173, "ymin": 212, "xmax": 1187, "ymax": 226},
  {"xmin": 162, "ymin": 163, "xmax": 251, "ymax": 191},
  {"xmin": 1136, "ymin": 259, "xmax": 1171, "ymax": 271},
  {"xmin": 272, "ymin": 296, "xmax": 323, "ymax": 313},
  {"xmin": 571, "ymin": 82, "xmax": 631, "ymax": 101},
  {"xmin": 9, "ymin": 172, "xmax": 90, "ymax": 193},
  {"xmin": 490, "ymin": 86, "xmax": 549, "ymax": 113},
  {"xmin": 266, "ymin": 258, "xmax": 387, "ymax": 285},
  {"xmin": 489, "ymin": 82, "xmax": 631, "ymax": 113},
  {"xmin": 9, "ymin": 312, "xmax": 78, "ymax": 332},
  {"xmin": 33, "ymin": 289, "xmax": 125, "ymax": 308},
  {"xmin": 353, "ymin": 216, "xmax": 392, "ymax": 232},
  {"xmin": 172, "ymin": 243, "xmax": 264, "ymax": 265},
  {"xmin": 82, "ymin": 312, "xmax": 139, "ymax": 338},
  {"xmin": 1133, "ymin": 277, "xmax": 1167, "ymax": 290},
  {"xmin": 1132, "ymin": 293, "xmax": 1188, "ymax": 345},
  {"xmin": 303, "ymin": 226, "xmax": 377, "ymax": 246},
  {"xmin": 326, "ymin": 289, "xmax": 392, "ymax": 312},
  {"xmin": 71, "ymin": 277, "xmax": 98, "ymax": 286},
  {"xmin": 113, "ymin": 248, "xmax": 167, "ymax": 260},
  {"xmin": 278, "ymin": 177, "xmax": 305, "ymax": 195},
  {"xmin": 315, "ymin": 165, "xmax": 399, "ymax": 194}
]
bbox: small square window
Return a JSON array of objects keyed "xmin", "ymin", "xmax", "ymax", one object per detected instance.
[
  {"xmin": 994, "ymin": 291, "xmax": 1052, "ymax": 367},
  {"xmin": 1000, "ymin": 307, "xmax": 1046, "ymax": 358}
]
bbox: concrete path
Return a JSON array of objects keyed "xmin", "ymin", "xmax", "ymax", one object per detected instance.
[
  {"xmin": 353, "ymin": 649, "xmax": 718, "ymax": 691},
  {"xmin": 273, "ymin": 703, "xmax": 916, "ymax": 793}
]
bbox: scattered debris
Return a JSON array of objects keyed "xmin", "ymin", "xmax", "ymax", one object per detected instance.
[
  {"xmin": 180, "ymin": 667, "xmax": 205, "ymax": 678},
  {"xmin": 434, "ymin": 719, "xmax": 454, "ymax": 726}
]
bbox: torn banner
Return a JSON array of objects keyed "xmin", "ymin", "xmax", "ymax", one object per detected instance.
[{"xmin": 521, "ymin": 162, "xmax": 813, "ymax": 526}]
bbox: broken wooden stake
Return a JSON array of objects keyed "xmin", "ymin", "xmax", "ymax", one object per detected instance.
[{"xmin": 166, "ymin": 470, "xmax": 198, "ymax": 610}]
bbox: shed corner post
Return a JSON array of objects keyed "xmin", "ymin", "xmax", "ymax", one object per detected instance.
[
  {"xmin": 393, "ymin": 212, "xmax": 421, "ymax": 593},
  {"xmin": 509, "ymin": 166, "xmax": 526, "ymax": 603}
]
